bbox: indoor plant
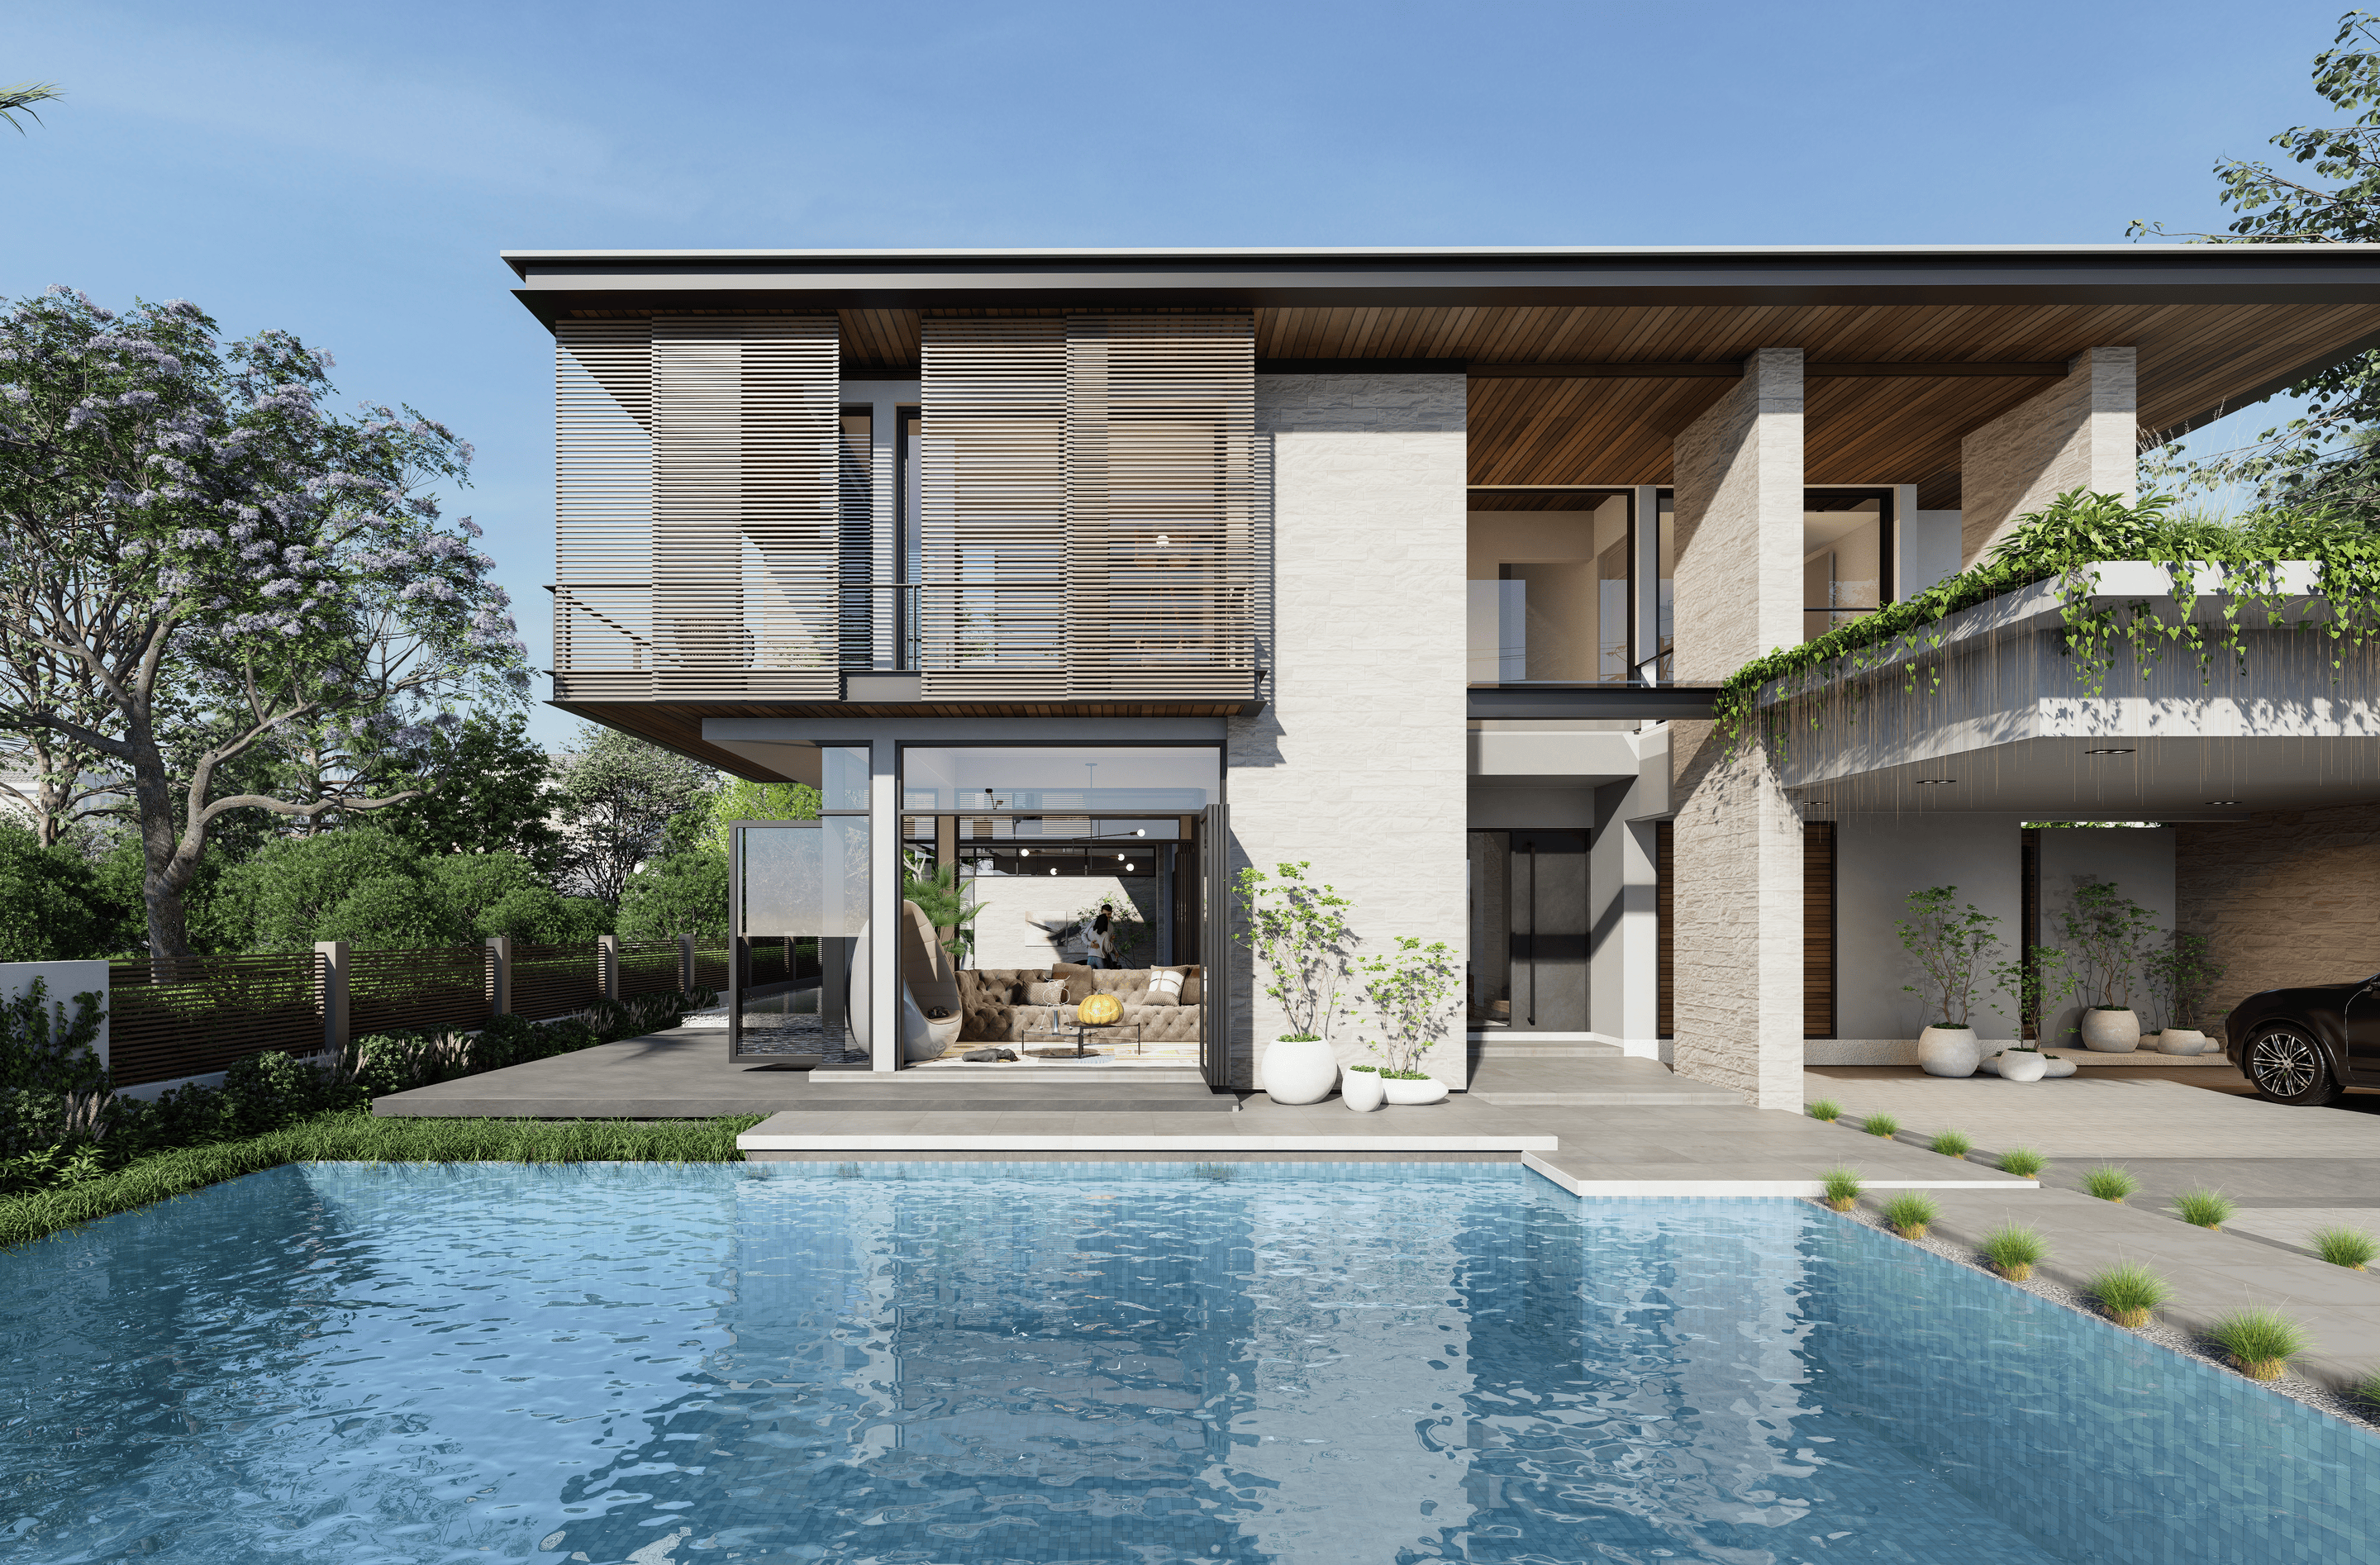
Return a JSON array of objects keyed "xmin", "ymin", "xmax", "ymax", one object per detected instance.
[
  {"xmin": 2058, "ymin": 878, "xmax": 2159, "ymax": 1052},
  {"xmin": 1358, "ymin": 936, "xmax": 1459, "ymax": 1105},
  {"xmin": 1235, "ymin": 863, "xmax": 1354, "ymax": 1105},
  {"xmin": 1897, "ymin": 886, "xmax": 2002, "ymax": 1077},
  {"xmin": 2144, "ymin": 932, "xmax": 2224, "ymax": 1055}
]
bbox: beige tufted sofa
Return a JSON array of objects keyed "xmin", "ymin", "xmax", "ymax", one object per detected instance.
[{"xmin": 958, "ymin": 963, "xmax": 1203, "ymax": 1045}]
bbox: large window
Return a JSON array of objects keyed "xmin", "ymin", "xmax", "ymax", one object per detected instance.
[
  {"xmin": 1803, "ymin": 490, "xmax": 1894, "ymax": 642},
  {"xmin": 1467, "ymin": 492, "xmax": 1633, "ymax": 684},
  {"xmin": 900, "ymin": 746, "xmax": 1220, "ymax": 814}
]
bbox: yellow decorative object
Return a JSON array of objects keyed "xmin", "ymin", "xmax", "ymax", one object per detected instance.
[{"xmin": 1077, "ymin": 992, "xmax": 1124, "ymax": 1026}]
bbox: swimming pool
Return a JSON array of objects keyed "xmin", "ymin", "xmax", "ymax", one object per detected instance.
[{"xmin": 0, "ymin": 1162, "xmax": 2369, "ymax": 1563}]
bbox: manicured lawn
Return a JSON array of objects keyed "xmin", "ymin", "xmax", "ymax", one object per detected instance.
[{"xmin": 0, "ymin": 1112, "xmax": 764, "ymax": 1251}]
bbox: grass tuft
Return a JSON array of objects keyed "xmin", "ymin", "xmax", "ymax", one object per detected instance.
[
  {"xmin": 1862, "ymin": 1113, "xmax": 1901, "ymax": 1139},
  {"xmin": 2206, "ymin": 1306, "xmax": 2314, "ymax": 1381},
  {"xmin": 2086, "ymin": 1261, "xmax": 2173, "ymax": 1329},
  {"xmin": 2311, "ymin": 1227, "xmax": 2380, "ymax": 1271},
  {"xmin": 2173, "ymin": 1188, "xmax": 2236, "ymax": 1230},
  {"xmin": 2357, "ymin": 1368, "xmax": 2380, "ymax": 1409},
  {"xmin": 1999, "ymin": 1147, "xmax": 2048, "ymax": 1178},
  {"xmin": 1979, "ymin": 1223, "xmax": 2049, "ymax": 1280},
  {"xmin": 1929, "ymin": 1129, "xmax": 1973, "ymax": 1159},
  {"xmin": 2081, "ymin": 1164, "xmax": 2140, "ymax": 1203},
  {"xmin": 1880, "ymin": 1191, "xmax": 1940, "ymax": 1239},
  {"xmin": 0, "ymin": 1112, "xmax": 763, "ymax": 1252},
  {"xmin": 1820, "ymin": 1167, "xmax": 1864, "ymax": 1212},
  {"xmin": 1807, "ymin": 1099, "xmax": 1843, "ymax": 1123}
]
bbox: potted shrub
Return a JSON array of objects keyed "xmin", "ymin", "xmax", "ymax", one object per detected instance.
[
  {"xmin": 1997, "ymin": 1043, "xmax": 2049, "ymax": 1083},
  {"xmin": 1358, "ymin": 936, "xmax": 1459, "ymax": 1105},
  {"xmin": 2144, "ymin": 933, "xmax": 2224, "ymax": 1056},
  {"xmin": 1987, "ymin": 946, "xmax": 2075, "ymax": 1079},
  {"xmin": 1235, "ymin": 863, "xmax": 1354, "ymax": 1105},
  {"xmin": 1897, "ymin": 886, "xmax": 2002, "ymax": 1077},
  {"xmin": 2057, "ymin": 878, "xmax": 2159, "ymax": 1052},
  {"xmin": 1340, "ymin": 1063, "xmax": 1388, "ymax": 1112}
]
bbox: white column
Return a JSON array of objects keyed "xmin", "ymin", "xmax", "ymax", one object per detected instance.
[{"xmin": 870, "ymin": 737, "xmax": 901, "ymax": 1072}]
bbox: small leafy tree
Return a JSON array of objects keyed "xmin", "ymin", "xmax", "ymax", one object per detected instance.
[
  {"xmin": 2145, "ymin": 932, "xmax": 2227, "ymax": 1032},
  {"xmin": 0, "ymin": 976, "xmax": 107, "ymax": 1157},
  {"xmin": 1990, "ymin": 945, "xmax": 2076, "ymax": 1044},
  {"xmin": 1897, "ymin": 886, "xmax": 2004, "ymax": 1028},
  {"xmin": 1233, "ymin": 862, "xmax": 1354, "ymax": 1042},
  {"xmin": 2057, "ymin": 878, "xmax": 2160, "ymax": 1010},
  {"xmin": 552, "ymin": 724, "xmax": 716, "ymax": 907},
  {"xmin": 1358, "ymin": 937, "xmax": 1461, "ymax": 1075}
]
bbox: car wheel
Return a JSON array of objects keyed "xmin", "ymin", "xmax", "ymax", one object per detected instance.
[{"xmin": 2247, "ymin": 1025, "xmax": 2345, "ymax": 1106}]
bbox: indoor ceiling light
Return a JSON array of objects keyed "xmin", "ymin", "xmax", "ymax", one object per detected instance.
[
  {"xmin": 2206, "ymin": 800, "xmax": 2241, "ymax": 806},
  {"xmin": 2084, "ymin": 747, "xmax": 2135, "ymax": 755},
  {"xmin": 1135, "ymin": 828, "xmax": 1146, "ymax": 836},
  {"xmin": 1913, "ymin": 778, "xmax": 1956, "ymax": 786},
  {"xmin": 1116, "ymin": 853, "xmax": 1126, "ymax": 860},
  {"xmin": 1126, "ymin": 863, "xmax": 1135, "ymax": 872},
  {"xmin": 1020, "ymin": 848, "xmax": 1031, "ymax": 856},
  {"xmin": 1049, "ymin": 867, "xmax": 1057, "ymax": 876}
]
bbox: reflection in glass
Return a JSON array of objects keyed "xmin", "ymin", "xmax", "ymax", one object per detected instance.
[
  {"xmin": 735, "ymin": 818, "xmax": 869, "ymax": 1063},
  {"xmin": 819, "ymin": 744, "xmax": 869, "ymax": 811},
  {"xmin": 901, "ymin": 746, "xmax": 1219, "ymax": 813},
  {"xmin": 1804, "ymin": 493, "xmax": 1891, "ymax": 642},
  {"xmin": 1657, "ymin": 492, "xmax": 1676, "ymax": 682},
  {"xmin": 1466, "ymin": 493, "xmax": 1630, "ymax": 683}
]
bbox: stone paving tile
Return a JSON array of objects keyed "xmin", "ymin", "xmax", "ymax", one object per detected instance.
[
  {"xmin": 2226, "ymin": 1208, "xmax": 2380, "ymax": 1250},
  {"xmin": 1806, "ymin": 1071, "xmax": 2380, "ymax": 1160}
]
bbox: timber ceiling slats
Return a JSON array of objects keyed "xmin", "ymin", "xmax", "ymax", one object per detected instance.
[
  {"xmin": 1065, "ymin": 315, "xmax": 1258, "ymax": 702},
  {"xmin": 919, "ymin": 318, "xmax": 1071, "ymax": 701},
  {"xmin": 650, "ymin": 316, "xmax": 842, "ymax": 702},
  {"xmin": 554, "ymin": 319, "xmax": 654, "ymax": 702}
]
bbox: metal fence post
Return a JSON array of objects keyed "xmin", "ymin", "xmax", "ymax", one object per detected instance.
[
  {"xmin": 678, "ymin": 933, "xmax": 695, "ymax": 995},
  {"xmin": 487, "ymin": 935, "xmax": 512, "ymax": 1017},
  {"xmin": 314, "ymin": 940, "xmax": 350, "ymax": 1054},
  {"xmin": 598, "ymin": 934, "xmax": 620, "ymax": 1001}
]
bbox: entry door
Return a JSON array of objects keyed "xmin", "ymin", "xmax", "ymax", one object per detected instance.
[
  {"xmin": 1508, "ymin": 830, "xmax": 1587, "ymax": 1032},
  {"xmin": 1199, "ymin": 802, "xmax": 1231, "ymax": 1088}
]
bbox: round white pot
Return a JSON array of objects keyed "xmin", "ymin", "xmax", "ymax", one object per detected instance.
[
  {"xmin": 1916, "ymin": 1025, "xmax": 1982, "ymax": 1078},
  {"xmin": 1340, "ymin": 1068, "xmax": 1388, "ymax": 1112},
  {"xmin": 2042, "ymin": 1054, "xmax": 2078, "ymax": 1078},
  {"xmin": 1383, "ymin": 1075, "xmax": 1450, "ymax": 1106},
  {"xmin": 1262, "ymin": 1037, "xmax": 1339, "ymax": 1105},
  {"xmin": 2000, "ymin": 1050, "xmax": 2049, "ymax": 1083},
  {"xmin": 2080, "ymin": 1008, "xmax": 2141, "ymax": 1053},
  {"xmin": 1978, "ymin": 1052, "xmax": 2002, "ymax": 1077},
  {"xmin": 2158, "ymin": 1028, "xmax": 2210, "ymax": 1057}
]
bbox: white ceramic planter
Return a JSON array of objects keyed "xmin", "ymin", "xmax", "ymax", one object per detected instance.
[
  {"xmin": 1978, "ymin": 1053, "xmax": 2002, "ymax": 1077},
  {"xmin": 1262, "ymin": 1037, "xmax": 1340, "ymax": 1105},
  {"xmin": 2000, "ymin": 1050, "xmax": 2049, "ymax": 1083},
  {"xmin": 2042, "ymin": 1054, "xmax": 2078, "ymax": 1077},
  {"xmin": 1340, "ymin": 1068, "xmax": 1388, "ymax": 1112},
  {"xmin": 2080, "ymin": 1008, "xmax": 2141, "ymax": 1053},
  {"xmin": 2158, "ymin": 1028, "xmax": 2210, "ymax": 1057},
  {"xmin": 1916, "ymin": 1025, "xmax": 1982, "ymax": 1078},
  {"xmin": 1383, "ymin": 1075, "xmax": 1450, "ymax": 1106}
]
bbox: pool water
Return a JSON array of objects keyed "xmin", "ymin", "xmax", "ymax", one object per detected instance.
[{"xmin": 1, "ymin": 1163, "xmax": 2372, "ymax": 1563}]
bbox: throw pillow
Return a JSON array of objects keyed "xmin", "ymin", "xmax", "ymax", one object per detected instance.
[
  {"xmin": 1144, "ymin": 968, "xmax": 1184, "ymax": 1006},
  {"xmin": 1050, "ymin": 962, "xmax": 1098, "ymax": 1004},
  {"xmin": 1023, "ymin": 981, "xmax": 1067, "ymax": 1006}
]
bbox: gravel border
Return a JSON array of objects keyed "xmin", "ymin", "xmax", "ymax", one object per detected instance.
[{"xmin": 1814, "ymin": 1198, "xmax": 2380, "ymax": 1430}]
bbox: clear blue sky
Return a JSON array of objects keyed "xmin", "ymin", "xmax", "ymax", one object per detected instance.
[{"xmin": 3, "ymin": 0, "xmax": 2354, "ymax": 742}]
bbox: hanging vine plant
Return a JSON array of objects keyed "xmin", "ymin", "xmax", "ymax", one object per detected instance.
[{"xmin": 1712, "ymin": 488, "xmax": 2380, "ymax": 755}]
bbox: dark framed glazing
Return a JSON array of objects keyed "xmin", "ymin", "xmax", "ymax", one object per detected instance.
[{"xmin": 728, "ymin": 816, "xmax": 871, "ymax": 1066}]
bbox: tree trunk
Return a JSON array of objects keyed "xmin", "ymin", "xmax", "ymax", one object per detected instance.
[{"xmin": 131, "ymin": 742, "xmax": 197, "ymax": 968}]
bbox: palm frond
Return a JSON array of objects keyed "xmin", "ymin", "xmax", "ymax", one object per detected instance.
[{"xmin": 0, "ymin": 81, "xmax": 62, "ymax": 134}]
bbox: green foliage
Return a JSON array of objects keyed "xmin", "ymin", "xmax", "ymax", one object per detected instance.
[
  {"xmin": 1820, "ymin": 1166, "xmax": 1863, "ymax": 1209},
  {"xmin": 206, "ymin": 826, "xmax": 606, "ymax": 951},
  {"xmin": 0, "ymin": 822, "xmax": 110, "ymax": 959},
  {"xmin": 616, "ymin": 833, "xmax": 728, "ymax": 939},
  {"xmin": 2082, "ymin": 1164, "xmax": 2142, "ymax": 1203},
  {"xmin": 2000, "ymin": 1147, "xmax": 2049, "ymax": 1177},
  {"xmin": 1861, "ymin": 1113, "xmax": 1900, "ymax": 1139},
  {"xmin": 1930, "ymin": 1130, "xmax": 1973, "ymax": 1158},
  {"xmin": 1989, "ymin": 944, "xmax": 2076, "ymax": 1040},
  {"xmin": 2311, "ymin": 1225, "xmax": 2380, "ymax": 1269},
  {"xmin": 1897, "ymin": 887, "xmax": 2003, "ymax": 1028},
  {"xmin": 0, "ymin": 1112, "xmax": 761, "ymax": 1251},
  {"xmin": 2208, "ymin": 1306, "xmax": 2316, "ymax": 1380},
  {"xmin": 0, "ymin": 80, "xmax": 62, "ymax": 133},
  {"xmin": 707, "ymin": 777, "xmax": 820, "ymax": 856},
  {"xmin": 2144, "ymin": 933, "xmax": 2226, "ymax": 1033},
  {"xmin": 1980, "ymin": 1223, "xmax": 2050, "ymax": 1278},
  {"xmin": 2175, "ymin": 1187, "xmax": 2237, "ymax": 1229},
  {"xmin": 1806, "ymin": 1098, "xmax": 1842, "ymax": 1121},
  {"xmin": 2087, "ymin": 1261, "xmax": 2174, "ymax": 1328},
  {"xmin": 1234, "ymin": 863, "xmax": 1355, "ymax": 1043},
  {"xmin": 553, "ymin": 725, "xmax": 719, "ymax": 907},
  {"xmin": 2058, "ymin": 878, "xmax": 2160, "ymax": 1011},
  {"xmin": 1713, "ymin": 489, "xmax": 2380, "ymax": 752},
  {"xmin": 1880, "ymin": 1191, "xmax": 1940, "ymax": 1237},
  {"xmin": 1358, "ymin": 936, "xmax": 1461, "ymax": 1075},
  {"xmin": 0, "ymin": 978, "xmax": 107, "ymax": 1157},
  {"xmin": 903, "ymin": 865, "xmax": 981, "ymax": 959},
  {"xmin": 371, "ymin": 712, "xmax": 561, "ymax": 869}
]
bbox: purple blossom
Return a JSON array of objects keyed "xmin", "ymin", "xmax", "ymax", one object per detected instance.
[
  {"xmin": 458, "ymin": 516, "xmax": 482, "ymax": 538},
  {"xmin": 173, "ymin": 528, "xmax": 222, "ymax": 549}
]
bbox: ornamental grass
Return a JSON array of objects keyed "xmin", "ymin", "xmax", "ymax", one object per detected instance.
[
  {"xmin": 1820, "ymin": 1167, "xmax": 1864, "ymax": 1212},
  {"xmin": 2206, "ymin": 1306, "xmax": 2314, "ymax": 1382},
  {"xmin": 2312, "ymin": 1226, "xmax": 2380, "ymax": 1270},
  {"xmin": 2085, "ymin": 1261, "xmax": 2173, "ymax": 1330},
  {"xmin": 2081, "ymin": 1164, "xmax": 2140, "ymax": 1203},
  {"xmin": 1929, "ymin": 1129, "xmax": 1973, "ymax": 1159},
  {"xmin": 2000, "ymin": 1147, "xmax": 2048, "ymax": 1178},
  {"xmin": 1979, "ymin": 1223, "xmax": 2049, "ymax": 1281},
  {"xmin": 1881, "ymin": 1191, "xmax": 1940, "ymax": 1240},
  {"xmin": 2173, "ymin": 1188, "xmax": 2236, "ymax": 1230},
  {"xmin": 1807, "ymin": 1099, "xmax": 1843, "ymax": 1123},
  {"xmin": 1862, "ymin": 1113, "xmax": 1901, "ymax": 1139}
]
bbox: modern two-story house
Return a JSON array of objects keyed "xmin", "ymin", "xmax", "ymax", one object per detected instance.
[{"xmin": 504, "ymin": 245, "xmax": 2380, "ymax": 1109}]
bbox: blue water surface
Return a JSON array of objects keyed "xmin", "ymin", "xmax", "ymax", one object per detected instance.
[{"xmin": 0, "ymin": 1161, "xmax": 2372, "ymax": 1564}]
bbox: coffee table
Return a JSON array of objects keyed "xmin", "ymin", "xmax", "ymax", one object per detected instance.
[{"xmin": 1021, "ymin": 1021, "xmax": 1145, "ymax": 1059}]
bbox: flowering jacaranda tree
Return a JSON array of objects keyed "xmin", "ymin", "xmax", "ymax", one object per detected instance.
[{"xmin": 0, "ymin": 287, "xmax": 528, "ymax": 959}]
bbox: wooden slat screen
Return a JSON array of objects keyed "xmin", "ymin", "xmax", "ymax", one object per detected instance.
[
  {"xmin": 349, "ymin": 947, "xmax": 493, "ymax": 1039},
  {"xmin": 617, "ymin": 939, "xmax": 687, "ymax": 999},
  {"xmin": 1804, "ymin": 820, "xmax": 1836, "ymax": 1039},
  {"xmin": 509, "ymin": 942, "xmax": 605, "ymax": 1021},
  {"xmin": 652, "ymin": 316, "xmax": 841, "ymax": 700},
  {"xmin": 1655, "ymin": 821, "xmax": 1673, "ymax": 1039},
  {"xmin": 691, "ymin": 939, "xmax": 731, "ymax": 996},
  {"xmin": 837, "ymin": 408, "xmax": 889, "ymax": 670},
  {"xmin": 918, "ymin": 318, "xmax": 1070, "ymax": 699},
  {"xmin": 1065, "ymin": 315, "xmax": 1257, "ymax": 701},
  {"xmin": 106, "ymin": 954, "xmax": 321, "ymax": 1087},
  {"xmin": 555, "ymin": 320, "xmax": 654, "ymax": 700}
]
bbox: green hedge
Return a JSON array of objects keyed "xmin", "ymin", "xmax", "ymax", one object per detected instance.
[{"xmin": 0, "ymin": 1111, "xmax": 764, "ymax": 1251}]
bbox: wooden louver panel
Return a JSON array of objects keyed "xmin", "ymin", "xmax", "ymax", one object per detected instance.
[
  {"xmin": 1804, "ymin": 820, "xmax": 1836, "ymax": 1039},
  {"xmin": 1066, "ymin": 315, "xmax": 1257, "ymax": 702},
  {"xmin": 554, "ymin": 320, "xmax": 655, "ymax": 701},
  {"xmin": 918, "ymin": 319, "xmax": 1069, "ymax": 701},
  {"xmin": 650, "ymin": 316, "xmax": 840, "ymax": 700}
]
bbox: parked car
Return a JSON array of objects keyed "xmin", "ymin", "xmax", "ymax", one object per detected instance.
[{"xmin": 2225, "ymin": 976, "xmax": 2380, "ymax": 1105}]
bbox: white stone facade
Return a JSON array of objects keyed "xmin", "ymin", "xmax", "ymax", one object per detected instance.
[{"xmin": 1959, "ymin": 346, "xmax": 2137, "ymax": 565}]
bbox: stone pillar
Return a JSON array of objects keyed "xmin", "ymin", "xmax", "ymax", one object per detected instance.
[
  {"xmin": 314, "ymin": 940, "xmax": 350, "ymax": 1054},
  {"xmin": 598, "ymin": 933, "xmax": 621, "ymax": 1001},
  {"xmin": 486, "ymin": 935, "xmax": 512, "ymax": 1017},
  {"xmin": 1959, "ymin": 346, "xmax": 2136, "ymax": 566},
  {"xmin": 1668, "ymin": 348, "xmax": 1806, "ymax": 1111},
  {"xmin": 869, "ymin": 737, "xmax": 900, "ymax": 1073}
]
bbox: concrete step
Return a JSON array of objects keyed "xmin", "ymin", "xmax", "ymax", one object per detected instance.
[
  {"xmin": 817, "ymin": 1065, "xmax": 1212, "ymax": 1087},
  {"xmin": 1464, "ymin": 1058, "xmax": 1740, "ymax": 1108},
  {"xmin": 1472, "ymin": 1086, "xmax": 1740, "ymax": 1106},
  {"xmin": 773, "ymin": 1095, "xmax": 1241, "ymax": 1113},
  {"xmin": 1468, "ymin": 1043, "xmax": 1624, "ymax": 1059}
]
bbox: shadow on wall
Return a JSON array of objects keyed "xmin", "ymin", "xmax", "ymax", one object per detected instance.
[{"xmin": 2177, "ymin": 804, "xmax": 2380, "ymax": 1035}]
